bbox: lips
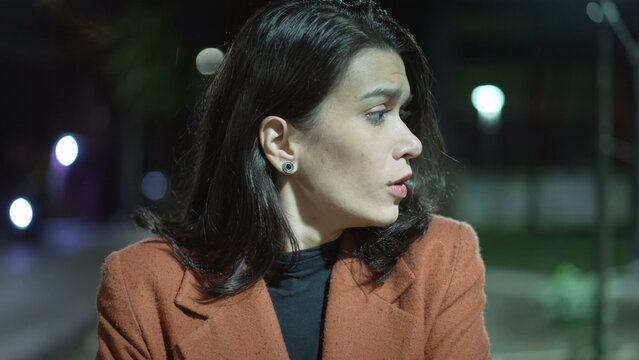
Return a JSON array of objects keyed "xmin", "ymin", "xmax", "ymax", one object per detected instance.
[
  {"xmin": 390, "ymin": 173, "xmax": 412, "ymax": 186},
  {"xmin": 388, "ymin": 173, "xmax": 412, "ymax": 198},
  {"xmin": 388, "ymin": 183, "xmax": 408, "ymax": 198}
]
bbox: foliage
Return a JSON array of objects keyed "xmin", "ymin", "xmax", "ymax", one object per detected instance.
[
  {"xmin": 534, "ymin": 262, "xmax": 621, "ymax": 360},
  {"xmin": 537, "ymin": 262, "xmax": 596, "ymax": 325}
]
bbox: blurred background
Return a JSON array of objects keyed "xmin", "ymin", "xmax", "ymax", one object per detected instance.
[{"xmin": 1, "ymin": 0, "xmax": 637, "ymax": 359}]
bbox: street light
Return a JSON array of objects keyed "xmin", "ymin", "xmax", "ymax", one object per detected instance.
[{"xmin": 471, "ymin": 84, "xmax": 505, "ymax": 133}]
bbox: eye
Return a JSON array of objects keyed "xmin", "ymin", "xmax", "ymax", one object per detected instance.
[{"xmin": 366, "ymin": 109, "xmax": 391, "ymax": 126}]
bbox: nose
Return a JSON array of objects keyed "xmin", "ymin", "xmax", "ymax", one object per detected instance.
[{"xmin": 393, "ymin": 124, "xmax": 423, "ymax": 161}]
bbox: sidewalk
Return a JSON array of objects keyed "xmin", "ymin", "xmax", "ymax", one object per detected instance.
[
  {"xmin": 0, "ymin": 218, "xmax": 149, "ymax": 360},
  {"xmin": 485, "ymin": 267, "xmax": 639, "ymax": 359}
]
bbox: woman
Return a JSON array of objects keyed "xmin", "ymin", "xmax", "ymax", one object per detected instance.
[{"xmin": 96, "ymin": 0, "xmax": 491, "ymax": 359}]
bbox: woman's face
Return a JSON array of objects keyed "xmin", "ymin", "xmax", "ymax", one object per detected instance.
[{"xmin": 291, "ymin": 48, "xmax": 422, "ymax": 230}]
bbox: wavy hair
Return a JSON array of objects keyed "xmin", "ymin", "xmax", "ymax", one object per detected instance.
[{"xmin": 134, "ymin": 0, "xmax": 445, "ymax": 297}]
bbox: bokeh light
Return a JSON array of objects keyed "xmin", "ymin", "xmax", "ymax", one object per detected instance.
[
  {"xmin": 195, "ymin": 48, "xmax": 225, "ymax": 75},
  {"xmin": 54, "ymin": 135, "xmax": 79, "ymax": 167},
  {"xmin": 586, "ymin": 2, "xmax": 603, "ymax": 23},
  {"xmin": 471, "ymin": 84, "xmax": 506, "ymax": 126},
  {"xmin": 9, "ymin": 197, "xmax": 34, "ymax": 230},
  {"xmin": 141, "ymin": 171, "xmax": 168, "ymax": 201},
  {"xmin": 601, "ymin": 1, "xmax": 619, "ymax": 24}
]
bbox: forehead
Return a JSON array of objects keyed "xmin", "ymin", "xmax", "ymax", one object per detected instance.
[{"xmin": 329, "ymin": 48, "xmax": 410, "ymax": 103}]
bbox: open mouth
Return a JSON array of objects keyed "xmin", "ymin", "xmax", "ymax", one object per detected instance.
[
  {"xmin": 390, "ymin": 174, "xmax": 412, "ymax": 186},
  {"xmin": 388, "ymin": 182, "xmax": 409, "ymax": 198},
  {"xmin": 387, "ymin": 173, "xmax": 412, "ymax": 198},
  {"xmin": 388, "ymin": 173, "xmax": 413, "ymax": 198}
]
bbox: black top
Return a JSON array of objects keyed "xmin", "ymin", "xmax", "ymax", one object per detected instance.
[{"xmin": 266, "ymin": 239, "xmax": 342, "ymax": 360}]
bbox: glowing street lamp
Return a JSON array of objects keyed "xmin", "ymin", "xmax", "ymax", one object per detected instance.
[{"xmin": 471, "ymin": 85, "xmax": 505, "ymax": 132}]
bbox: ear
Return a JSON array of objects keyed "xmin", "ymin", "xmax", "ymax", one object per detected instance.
[{"xmin": 258, "ymin": 116, "xmax": 301, "ymax": 173}]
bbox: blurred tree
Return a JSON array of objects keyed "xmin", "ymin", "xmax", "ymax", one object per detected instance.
[
  {"xmin": 104, "ymin": 2, "xmax": 190, "ymax": 120},
  {"xmin": 537, "ymin": 262, "xmax": 600, "ymax": 360}
]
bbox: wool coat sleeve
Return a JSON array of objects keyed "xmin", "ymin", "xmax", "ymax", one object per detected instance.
[
  {"xmin": 425, "ymin": 222, "xmax": 491, "ymax": 360},
  {"xmin": 96, "ymin": 252, "xmax": 151, "ymax": 360}
]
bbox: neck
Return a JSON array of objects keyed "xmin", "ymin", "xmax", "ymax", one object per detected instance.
[{"xmin": 278, "ymin": 183, "xmax": 344, "ymax": 251}]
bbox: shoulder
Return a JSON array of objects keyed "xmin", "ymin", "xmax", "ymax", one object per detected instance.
[
  {"xmin": 99, "ymin": 237, "xmax": 186, "ymax": 302},
  {"xmin": 102, "ymin": 237, "xmax": 184, "ymax": 275},
  {"xmin": 402, "ymin": 214, "xmax": 483, "ymax": 278},
  {"xmin": 400, "ymin": 217, "xmax": 491, "ymax": 357},
  {"xmin": 96, "ymin": 239, "xmax": 206, "ymax": 358},
  {"xmin": 423, "ymin": 214, "xmax": 477, "ymax": 246}
]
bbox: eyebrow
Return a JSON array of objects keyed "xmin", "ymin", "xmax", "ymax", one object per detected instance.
[
  {"xmin": 358, "ymin": 88, "xmax": 413, "ymax": 105},
  {"xmin": 359, "ymin": 88, "xmax": 401, "ymax": 101}
]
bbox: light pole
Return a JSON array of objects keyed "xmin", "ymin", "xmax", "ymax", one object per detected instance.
[
  {"xmin": 601, "ymin": 0, "xmax": 639, "ymax": 266},
  {"xmin": 588, "ymin": 1, "xmax": 639, "ymax": 359}
]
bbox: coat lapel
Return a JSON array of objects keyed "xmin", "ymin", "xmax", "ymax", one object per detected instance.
[
  {"xmin": 171, "ymin": 230, "xmax": 419, "ymax": 360},
  {"xmin": 322, "ymin": 232, "xmax": 420, "ymax": 359},
  {"xmin": 173, "ymin": 270, "xmax": 289, "ymax": 359}
]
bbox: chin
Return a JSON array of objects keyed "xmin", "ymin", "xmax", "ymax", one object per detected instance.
[
  {"xmin": 366, "ymin": 210, "xmax": 400, "ymax": 228},
  {"xmin": 342, "ymin": 204, "xmax": 400, "ymax": 228}
]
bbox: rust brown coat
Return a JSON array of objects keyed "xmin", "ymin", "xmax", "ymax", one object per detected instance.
[{"xmin": 95, "ymin": 215, "xmax": 491, "ymax": 359}]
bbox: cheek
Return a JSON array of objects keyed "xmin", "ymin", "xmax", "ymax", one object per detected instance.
[
  {"xmin": 312, "ymin": 143, "xmax": 376, "ymax": 197},
  {"xmin": 303, "ymin": 122, "xmax": 383, "ymax": 190},
  {"xmin": 316, "ymin": 136, "xmax": 362, "ymax": 170},
  {"xmin": 323, "ymin": 135, "xmax": 383, "ymax": 177}
]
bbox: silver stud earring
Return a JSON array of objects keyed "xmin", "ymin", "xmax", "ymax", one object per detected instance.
[{"xmin": 282, "ymin": 160, "xmax": 296, "ymax": 174}]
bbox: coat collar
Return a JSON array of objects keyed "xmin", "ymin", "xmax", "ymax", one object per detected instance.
[{"xmin": 173, "ymin": 231, "xmax": 418, "ymax": 359}]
